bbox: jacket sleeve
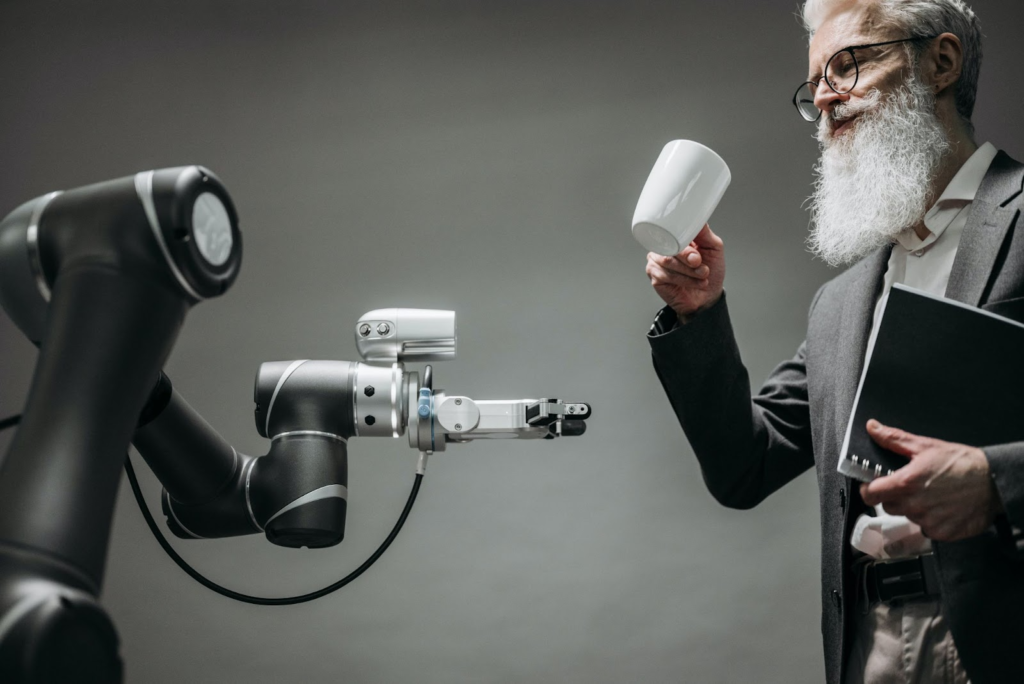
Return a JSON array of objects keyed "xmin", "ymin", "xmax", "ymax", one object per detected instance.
[
  {"xmin": 983, "ymin": 443, "xmax": 1024, "ymax": 552},
  {"xmin": 647, "ymin": 292, "xmax": 815, "ymax": 509}
]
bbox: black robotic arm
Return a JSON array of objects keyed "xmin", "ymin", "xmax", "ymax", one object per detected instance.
[
  {"xmin": 0, "ymin": 166, "xmax": 241, "ymax": 683},
  {"xmin": 132, "ymin": 363, "xmax": 357, "ymax": 547},
  {"xmin": 0, "ymin": 168, "xmax": 591, "ymax": 683}
]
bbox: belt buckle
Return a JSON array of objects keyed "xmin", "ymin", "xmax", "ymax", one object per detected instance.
[{"xmin": 872, "ymin": 556, "xmax": 928, "ymax": 603}]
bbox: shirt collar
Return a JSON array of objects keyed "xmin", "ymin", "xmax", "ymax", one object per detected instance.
[
  {"xmin": 932, "ymin": 141, "xmax": 998, "ymax": 205},
  {"xmin": 896, "ymin": 142, "xmax": 998, "ymax": 251}
]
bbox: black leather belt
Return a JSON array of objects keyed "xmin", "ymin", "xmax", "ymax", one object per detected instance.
[{"xmin": 864, "ymin": 554, "xmax": 942, "ymax": 605}]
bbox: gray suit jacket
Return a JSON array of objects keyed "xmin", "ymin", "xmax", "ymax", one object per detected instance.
[{"xmin": 648, "ymin": 151, "xmax": 1024, "ymax": 684}]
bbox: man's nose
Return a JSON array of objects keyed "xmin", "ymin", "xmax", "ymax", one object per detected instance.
[{"xmin": 812, "ymin": 80, "xmax": 849, "ymax": 118}]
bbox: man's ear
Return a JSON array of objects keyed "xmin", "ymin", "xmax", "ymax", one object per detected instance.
[{"xmin": 924, "ymin": 32, "xmax": 964, "ymax": 95}]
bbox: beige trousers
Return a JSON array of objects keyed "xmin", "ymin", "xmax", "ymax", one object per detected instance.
[{"xmin": 843, "ymin": 597, "xmax": 970, "ymax": 684}]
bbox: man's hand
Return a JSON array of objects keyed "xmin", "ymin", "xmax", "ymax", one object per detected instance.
[
  {"xmin": 645, "ymin": 224, "xmax": 725, "ymax": 321},
  {"xmin": 859, "ymin": 419, "xmax": 1005, "ymax": 542}
]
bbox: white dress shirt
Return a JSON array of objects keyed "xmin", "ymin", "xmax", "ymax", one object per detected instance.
[{"xmin": 848, "ymin": 141, "xmax": 999, "ymax": 559}]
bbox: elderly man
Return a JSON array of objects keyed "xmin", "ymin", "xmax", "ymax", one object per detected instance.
[{"xmin": 645, "ymin": 1, "xmax": 1023, "ymax": 683}]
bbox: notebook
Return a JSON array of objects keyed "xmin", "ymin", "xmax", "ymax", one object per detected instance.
[{"xmin": 838, "ymin": 283, "xmax": 1024, "ymax": 483}]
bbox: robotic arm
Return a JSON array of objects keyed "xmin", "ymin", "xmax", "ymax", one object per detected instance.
[
  {"xmin": 0, "ymin": 168, "xmax": 590, "ymax": 683},
  {"xmin": 0, "ymin": 166, "xmax": 242, "ymax": 683},
  {"xmin": 133, "ymin": 307, "xmax": 590, "ymax": 546}
]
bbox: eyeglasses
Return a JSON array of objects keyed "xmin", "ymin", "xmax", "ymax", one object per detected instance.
[{"xmin": 792, "ymin": 36, "xmax": 937, "ymax": 122}]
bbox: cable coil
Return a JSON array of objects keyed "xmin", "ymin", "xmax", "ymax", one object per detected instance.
[{"xmin": 1, "ymin": 414, "xmax": 423, "ymax": 606}]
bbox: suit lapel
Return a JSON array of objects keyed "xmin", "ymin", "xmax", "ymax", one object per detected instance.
[
  {"xmin": 833, "ymin": 247, "xmax": 890, "ymax": 437},
  {"xmin": 945, "ymin": 151, "xmax": 1024, "ymax": 305}
]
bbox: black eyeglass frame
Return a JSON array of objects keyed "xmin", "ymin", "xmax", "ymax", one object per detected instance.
[{"xmin": 792, "ymin": 35, "xmax": 938, "ymax": 122}]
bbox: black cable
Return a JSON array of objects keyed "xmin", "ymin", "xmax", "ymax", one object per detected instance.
[
  {"xmin": 0, "ymin": 414, "xmax": 423, "ymax": 606},
  {"xmin": 124, "ymin": 454, "xmax": 423, "ymax": 605}
]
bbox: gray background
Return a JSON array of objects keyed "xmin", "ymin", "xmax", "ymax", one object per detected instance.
[{"xmin": 1, "ymin": 1, "xmax": 1022, "ymax": 682}]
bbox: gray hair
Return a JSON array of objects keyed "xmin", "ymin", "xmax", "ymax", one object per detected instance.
[{"xmin": 801, "ymin": 0, "xmax": 983, "ymax": 123}]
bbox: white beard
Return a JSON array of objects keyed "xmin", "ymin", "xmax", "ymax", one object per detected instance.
[{"xmin": 807, "ymin": 74, "xmax": 952, "ymax": 267}]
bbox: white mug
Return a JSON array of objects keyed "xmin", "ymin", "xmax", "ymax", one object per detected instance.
[{"xmin": 631, "ymin": 140, "xmax": 731, "ymax": 256}]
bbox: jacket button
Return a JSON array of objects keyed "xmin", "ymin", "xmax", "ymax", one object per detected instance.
[
  {"xmin": 839, "ymin": 488, "xmax": 846, "ymax": 511},
  {"xmin": 831, "ymin": 590, "xmax": 842, "ymax": 613}
]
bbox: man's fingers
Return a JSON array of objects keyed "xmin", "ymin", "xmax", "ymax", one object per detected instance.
[
  {"xmin": 860, "ymin": 453, "xmax": 931, "ymax": 505},
  {"xmin": 866, "ymin": 420, "xmax": 931, "ymax": 457},
  {"xmin": 874, "ymin": 497, "xmax": 926, "ymax": 519},
  {"xmin": 677, "ymin": 249, "xmax": 709, "ymax": 276},
  {"xmin": 666, "ymin": 258, "xmax": 710, "ymax": 279},
  {"xmin": 860, "ymin": 476, "xmax": 902, "ymax": 506},
  {"xmin": 692, "ymin": 224, "xmax": 723, "ymax": 251},
  {"xmin": 668, "ymin": 245, "xmax": 702, "ymax": 268},
  {"xmin": 647, "ymin": 253, "xmax": 710, "ymax": 280},
  {"xmin": 648, "ymin": 250, "xmax": 701, "ymax": 270},
  {"xmin": 646, "ymin": 261, "xmax": 709, "ymax": 289}
]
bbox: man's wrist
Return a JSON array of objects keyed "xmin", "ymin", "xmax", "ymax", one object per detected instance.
[
  {"xmin": 648, "ymin": 293, "xmax": 728, "ymax": 339},
  {"xmin": 673, "ymin": 293, "xmax": 724, "ymax": 326}
]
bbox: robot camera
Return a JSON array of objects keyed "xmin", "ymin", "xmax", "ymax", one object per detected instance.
[{"xmin": 355, "ymin": 308, "xmax": 456, "ymax": 364}]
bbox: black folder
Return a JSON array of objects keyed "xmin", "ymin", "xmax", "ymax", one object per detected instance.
[{"xmin": 838, "ymin": 283, "xmax": 1024, "ymax": 483}]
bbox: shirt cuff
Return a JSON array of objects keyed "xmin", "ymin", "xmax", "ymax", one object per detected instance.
[
  {"xmin": 646, "ymin": 294, "xmax": 727, "ymax": 340},
  {"xmin": 648, "ymin": 306, "xmax": 680, "ymax": 337},
  {"xmin": 983, "ymin": 442, "xmax": 1024, "ymax": 552}
]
